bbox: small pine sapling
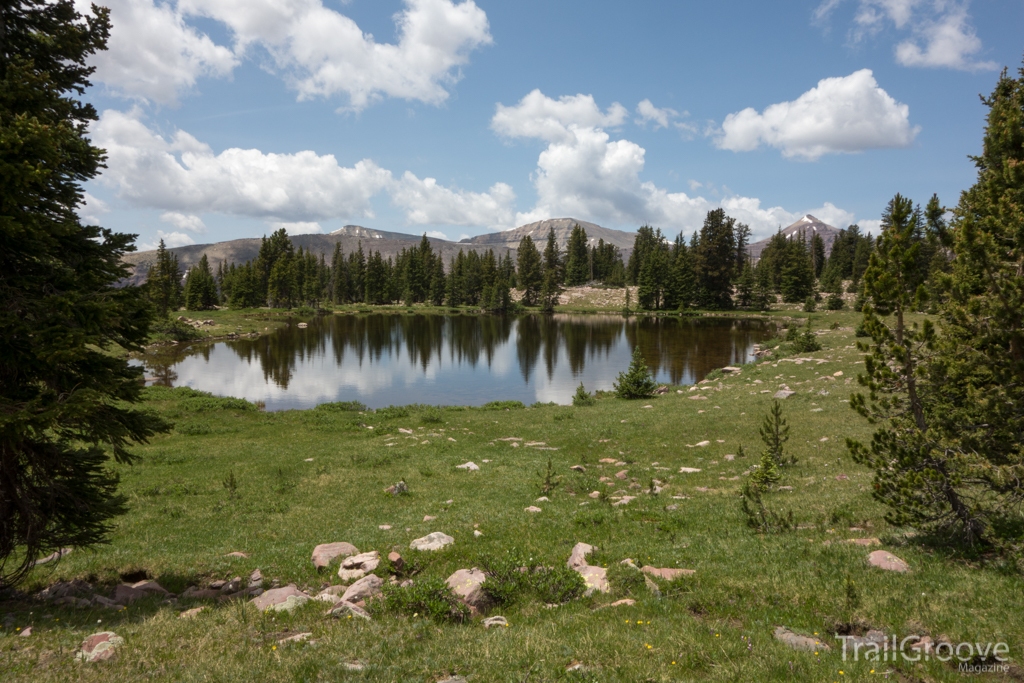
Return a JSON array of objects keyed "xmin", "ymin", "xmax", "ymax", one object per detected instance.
[
  {"xmin": 572, "ymin": 383, "xmax": 596, "ymax": 406},
  {"xmin": 613, "ymin": 347, "xmax": 659, "ymax": 399},
  {"xmin": 759, "ymin": 400, "xmax": 794, "ymax": 466}
]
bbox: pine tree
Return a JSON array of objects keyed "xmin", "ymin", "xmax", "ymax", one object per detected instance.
[
  {"xmin": 564, "ymin": 224, "xmax": 590, "ymax": 286},
  {"xmin": 613, "ymin": 347, "xmax": 659, "ymax": 399},
  {"xmin": 183, "ymin": 254, "xmax": 217, "ymax": 310},
  {"xmin": 0, "ymin": 1, "xmax": 170, "ymax": 587},
  {"xmin": 516, "ymin": 235, "xmax": 543, "ymax": 306},
  {"xmin": 146, "ymin": 239, "xmax": 181, "ymax": 317},
  {"xmin": 693, "ymin": 209, "xmax": 738, "ymax": 309},
  {"xmin": 851, "ymin": 67, "xmax": 1024, "ymax": 555},
  {"xmin": 810, "ymin": 232, "xmax": 826, "ymax": 279}
]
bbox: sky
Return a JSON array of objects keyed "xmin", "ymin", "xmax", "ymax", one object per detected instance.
[{"xmin": 75, "ymin": 0, "xmax": 1024, "ymax": 251}]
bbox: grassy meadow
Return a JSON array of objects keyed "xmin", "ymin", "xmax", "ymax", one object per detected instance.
[{"xmin": 2, "ymin": 308, "xmax": 1022, "ymax": 682}]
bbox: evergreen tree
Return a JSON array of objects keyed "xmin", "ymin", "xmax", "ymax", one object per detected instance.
[
  {"xmin": 429, "ymin": 257, "xmax": 446, "ymax": 306},
  {"xmin": 542, "ymin": 227, "xmax": 562, "ymax": 284},
  {"xmin": 613, "ymin": 347, "xmax": 659, "ymax": 399},
  {"xmin": 810, "ymin": 232, "xmax": 826, "ymax": 279},
  {"xmin": 693, "ymin": 209, "xmax": 738, "ymax": 309},
  {"xmin": 183, "ymin": 254, "xmax": 217, "ymax": 310},
  {"xmin": 564, "ymin": 224, "xmax": 590, "ymax": 285},
  {"xmin": 779, "ymin": 236, "xmax": 815, "ymax": 303},
  {"xmin": 146, "ymin": 239, "xmax": 181, "ymax": 317},
  {"xmin": 852, "ymin": 67, "xmax": 1024, "ymax": 555},
  {"xmin": 0, "ymin": 0, "xmax": 170, "ymax": 587},
  {"xmin": 516, "ymin": 235, "xmax": 543, "ymax": 306}
]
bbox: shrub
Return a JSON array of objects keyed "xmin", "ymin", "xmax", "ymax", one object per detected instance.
[
  {"xmin": 376, "ymin": 405, "xmax": 410, "ymax": 419},
  {"xmin": 315, "ymin": 401, "xmax": 367, "ymax": 412},
  {"xmin": 827, "ymin": 292, "xmax": 845, "ymax": 310},
  {"xmin": 613, "ymin": 347, "xmax": 658, "ymax": 399},
  {"xmin": 179, "ymin": 395, "xmax": 258, "ymax": 412},
  {"xmin": 372, "ymin": 578, "xmax": 468, "ymax": 623},
  {"xmin": 606, "ymin": 562, "xmax": 648, "ymax": 598},
  {"xmin": 420, "ymin": 407, "xmax": 444, "ymax": 424},
  {"xmin": 803, "ymin": 296, "xmax": 816, "ymax": 312},
  {"xmin": 572, "ymin": 383, "xmax": 596, "ymax": 406},
  {"xmin": 480, "ymin": 551, "xmax": 586, "ymax": 606},
  {"xmin": 759, "ymin": 400, "xmax": 794, "ymax": 466},
  {"xmin": 790, "ymin": 321, "xmax": 822, "ymax": 353},
  {"xmin": 482, "ymin": 400, "xmax": 526, "ymax": 411}
]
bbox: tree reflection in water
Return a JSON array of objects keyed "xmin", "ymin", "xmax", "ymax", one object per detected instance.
[{"xmin": 142, "ymin": 313, "xmax": 771, "ymax": 408}]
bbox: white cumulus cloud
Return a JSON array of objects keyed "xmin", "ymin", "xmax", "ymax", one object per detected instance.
[
  {"xmin": 160, "ymin": 211, "xmax": 206, "ymax": 234},
  {"xmin": 92, "ymin": 109, "xmax": 393, "ymax": 222},
  {"xmin": 894, "ymin": 5, "xmax": 997, "ymax": 71},
  {"xmin": 75, "ymin": 0, "xmax": 237, "ymax": 105},
  {"xmin": 715, "ymin": 69, "xmax": 919, "ymax": 160},
  {"xmin": 492, "ymin": 90, "xmax": 628, "ymax": 143},
  {"xmin": 140, "ymin": 229, "xmax": 197, "ymax": 251},
  {"xmin": 497, "ymin": 91, "xmax": 860, "ymax": 240},
  {"xmin": 392, "ymin": 173, "xmax": 516, "ymax": 229},
  {"xmin": 179, "ymin": 0, "xmax": 492, "ymax": 110},
  {"xmin": 78, "ymin": 192, "xmax": 110, "ymax": 224},
  {"xmin": 814, "ymin": 0, "xmax": 997, "ymax": 71}
]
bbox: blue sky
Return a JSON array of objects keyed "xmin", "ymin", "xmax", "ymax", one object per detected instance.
[{"xmin": 75, "ymin": 0, "xmax": 1024, "ymax": 250}]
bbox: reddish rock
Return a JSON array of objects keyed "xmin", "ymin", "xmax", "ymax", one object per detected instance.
[
  {"xmin": 567, "ymin": 542, "xmax": 594, "ymax": 569},
  {"xmin": 446, "ymin": 568, "xmax": 489, "ymax": 609},
  {"xmin": 340, "ymin": 575, "xmax": 383, "ymax": 604},
  {"xmin": 774, "ymin": 626, "xmax": 828, "ymax": 651},
  {"xmin": 868, "ymin": 550, "xmax": 910, "ymax": 572},
  {"xmin": 250, "ymin": 585, "xmax": 310, "ymax": 612},
  {"xmin": 641, "ymin": 566, "xmax": 696, "ymax": 581},
  {"xmin": 576, "ymin": 566, "xmax": 610, "ymax": 596},
  {"xmin": 388, "ymin": 551, "xmax": 404, "ymax": 570},
  {"xmin": 311, "ymin": 542, "xmax": 359, "ymax": 570},
  {"xmin": 224, "ymin": 552, "xmax": 249, "ymax": 559},
  {"xmin": 77, "ymin": 631, "xmax": 124, "ymax": 662},
  {"xmin": 614, "ymin": 470, "xmax": 628, "ymax": 480}
]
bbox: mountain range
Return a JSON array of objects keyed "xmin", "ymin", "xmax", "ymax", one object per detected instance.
[{"xmin": 121, "ymin": 215, "xmax": 842, "ymax": 286}]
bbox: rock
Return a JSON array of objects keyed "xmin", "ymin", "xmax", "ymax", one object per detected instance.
[
  {"xmin": 112, "ymin": 584, "xmax": 149, "ymax": 604},
  {"xmin": 131, "ymin": 580, "xmax": 171, "ymax": 596},
  {"xmin": 609, "ymin": 599, "xmax": 635, "ymax": 607},
  {"xmin": 722, "ymin": 366, "xmax": 741, "ymax": 373},
  {"xmin": 220, "ymin": 577, "xmax": 242, "ymax": 594},
  {"xmin": 423, "ymin": 515, "xmax": 437, "ymax": 522},
  {"xmin": 224, "ymin": 551, "xmax": 249, "ymax": 558},
  {"xmin": 840, "ymin": 630, "xmax": 887, "ymax": 650},
  {"xmin": 410, "ymin": 532, "xmax": 454, "ymax": 551},
  {"xmin": 278, "ymin": 632, "xmax": 312, "ymax": 644},
  {"xmin": 340, "ymin": 575, "xmax": 383, "ymax": 604},
  {"xmin": 689, "ymin": 394, "xmax": 708, "ymax": 400},
  {"xmin": 611, "ymin": 496, "xmax": 635, "ymax": 506},
  {"xmin": 92, "ymin": 595, "xmax": 122, "ymax": 609},
  {"xmin": 438, "ymin": 677, "xmax": 468, "ymax": 683},
  {"xmin": 679, "ymin": 467, "xmax": 702, "ymax": 473},
  {"xmin": 456, "ymin": 462, "xmax": 480, "ymax": 471},
  {"xmin": 38, "ymin": 579, "xmax": 93, "ymax": 601},
  {"xmin": 588, "ymin": 491, "xmax": 601, "ymax": 499},
  {"xmin": 384, "ymin": 480, "xmax": 408, "ymax": 495},
  {"xmin": 179, "ymin": 607, "xmax": 206, "ymax": 619},
  {"xmin": 249, "ymin": 569, "xmax": 263, "ymax": 586},
  {"xmin": 615, "ymin": 470, "xmax": 628, "ymax": 480},
  {"xmin": 846, "ymin": 538, "xmax": 881, "ymax": 547},
  {"xmin": 387, "ymin": 551, "xmax": 404, "ymax": 570},
  {"xmin": 694, "ymin": 440, "xmax": 711, "ymax": 447},
  {"xmin": 474, "ymin": 530, "xmax": 484, "ymax": 537},
  {"xmin": 483, "ymin": 616, "xmax": 508, "ymax": 628},
  {"xmin": 180, "ymin": 587, "xmax": 222, "ymax": 600},
  {"xmin": 655, "ymin": 385, "xmax": 670, "ymax": 394},
  {"xmin": 774, "ymin": 390, "xmax": 795, "ymax": 399},
  {"xmin": 19, "ymin": 627, "xmax": 32, "ymax": 637},
  {"xmin": 337, "ymin": 569, "xmax": 367, "ymax": 582},
  {"xmin": 76, "ymin": 632, "xmax": 124, "ymax": 663},
  {"xmin": 576, "ymin": 566, "xmax": 610, "ymax": 596},
  {"xmin": 209, "ymin": 580, "xmax": 227, "ymax": 590},
  {"xmin": 599, "ymin": 458, "xmax": 617, "ymax": 464},
  {"xmin": 833, "ymin": 371, "xmax": 844, "ymax": 377},
  {"xmin": 311, "ymin": 542, "xmax": 359, "ymax": 570},
  {"xmin": 568, "ymin": 542, "xmax": 595, "ymax": 569},
  {"xmin": 774, "ymin": 626, "xmax": 828, "ymax": 652},
  {"xmin": 641, "ymin": 566, "xmax": 695, "ymax": 581},
  {"xmin": 570, "ymin": 465, "xmax": 586, "ymax": 472},
  {"xmin": 536, "ymin": 496, "xmax": 549, "ymax": 502},
  {"xmin": 446, "ymin": 568, "xmax": 489, "ymax": 608},
  {"xmin": 341, "ymin": 551, "xmax": 381, "ymax": 573},
  {"xmin": 642, "ymin": 404, "xmax": 653, "ymax": 409},
  {"xmin": 378, "ymin": 524, "xmax": 391, "ymax": 530},
  {"xmin": 835, "ymin": 474, "xmax": 849, "ymax": 481},
  {"xmin": 867, "ymin": 550, "xmax": 910, "ymax": 572},
  {"xmin": 250, "ymin": 585, "xmax": 310, "ymax": 613},
  {"xmin": 329, "ymin": 601, "xmax": 372, "ymax": 620},
  {"xmin": 524, "ymin": 506, "xmax": 542, "ymax": 513}
]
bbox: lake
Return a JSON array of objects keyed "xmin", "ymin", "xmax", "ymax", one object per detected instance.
[{"xmin": 141, "ymin": 313, "xmax": 773, "ymax": 410}]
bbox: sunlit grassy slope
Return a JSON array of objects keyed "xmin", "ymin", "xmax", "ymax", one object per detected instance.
[{"xmin": 2, "ymin": 309, "xmax": 1021, "ymax": 682}]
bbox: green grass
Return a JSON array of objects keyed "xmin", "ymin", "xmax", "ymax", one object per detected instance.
[{"xmin": 4, "ymin": 310, "xmax": 1022, "ymax": 681}]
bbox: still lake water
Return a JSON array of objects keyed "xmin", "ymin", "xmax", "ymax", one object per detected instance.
[{"xmin": 143, "ymin": 313, "xmax": 773, "ymax": 411}]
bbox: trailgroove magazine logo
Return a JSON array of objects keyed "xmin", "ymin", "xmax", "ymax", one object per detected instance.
[{"xmin": 837, "ymin": 632, "xmax": 1010, "ymax": 672}]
